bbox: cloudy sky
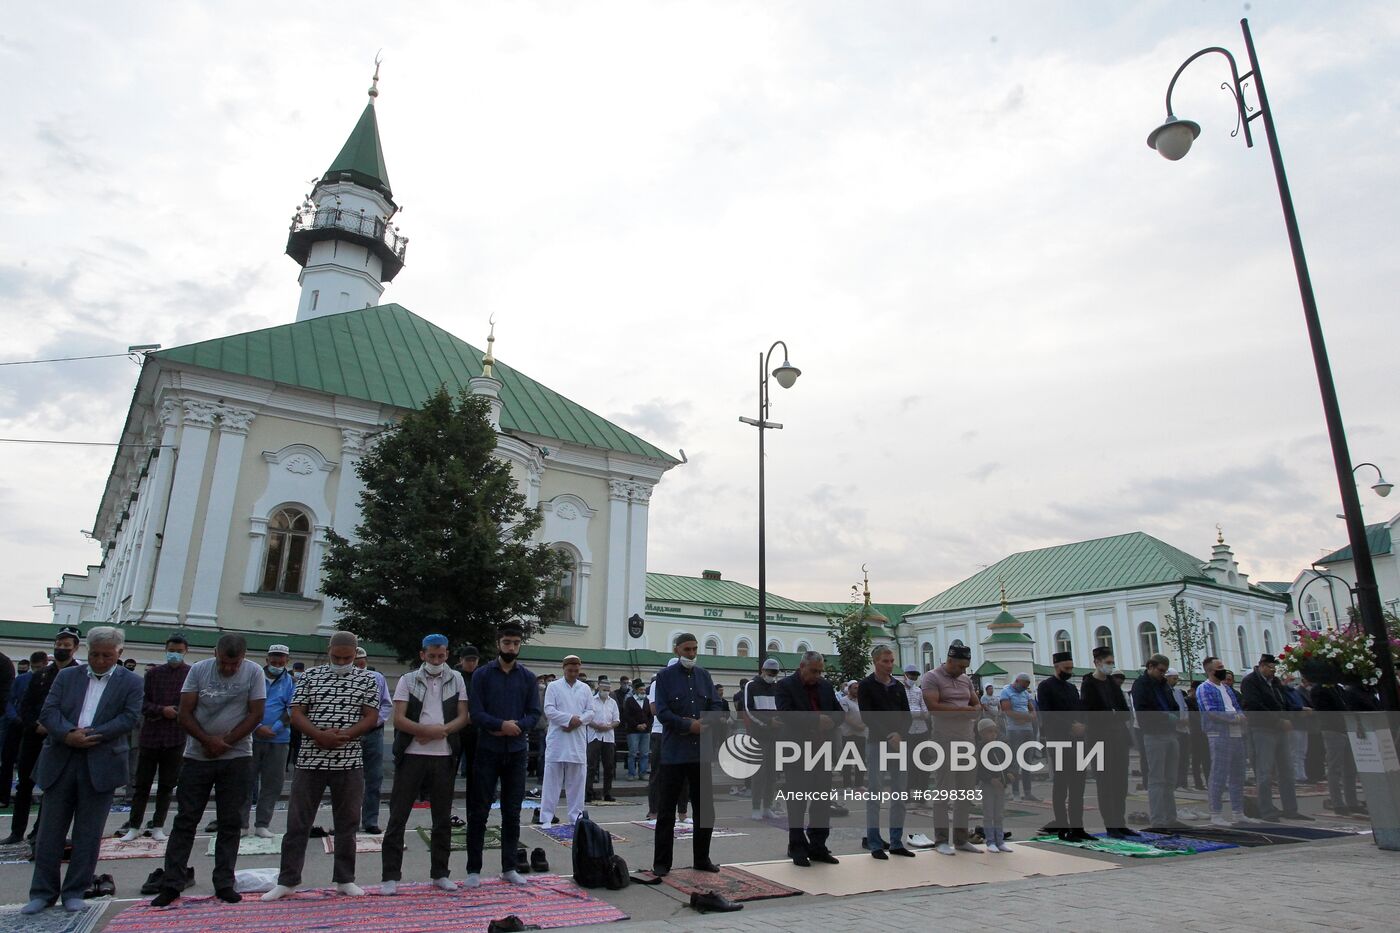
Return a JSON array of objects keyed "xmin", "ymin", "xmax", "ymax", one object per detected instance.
[{"xmin": 2, "ymin": 1, "xmax": 1397, "ymax": 622}]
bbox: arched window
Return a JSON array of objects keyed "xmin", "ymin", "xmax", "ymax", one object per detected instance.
[
  {"xmin": 1304, "ymin": 595, "xmax": 1322, "ymax": 627},
  {"xmin": 704, "ymin": 637, "xmax": 720, "ymax": 656},
  {"xmin": 1236, "ymin": 626, "xmax": 1249, "ymax": 666},
  {"xmin": 795, "ymin": 641, "xmax": 812, "ymax": 653},
  {"xmin": 543, "ymin": 544, "xmax": 578, "ymax": 622},
  {"xmin": 261, "ymin": 507, "xmax": 311, "ymax": 594},
  {"xmin": 767, "ymin": 639, "xmax": 782, "ymax": 654},
  {"xmin": 736, "ymin": 639, "xmax": 752, "ymax": 658},
  {"xmin": 1094, "ymin": 626, "xmax": 1114, "ymax": 654},
  {"xmin": 1055, "ymin": 630, "xmax": 1072, "ymax": 656},
  {"xmin": 1263, "ymin": 629, "xmax": 1274, "ymax": 655},
  {"xmin": 921, "ymin": 642, "xmax": 935, "ymax": 671},
  {"xmin": 1138, "ymin": 622, "xmax": 1159, "ymax": 660},
  {"xmin": 1207, "ymin": 621, "xmax": 1220, "ymax": 659}
]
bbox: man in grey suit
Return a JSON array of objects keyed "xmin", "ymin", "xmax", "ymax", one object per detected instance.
[{"xmin": 22, "ymin": 626, "xmax": 142, "ymax": 915}]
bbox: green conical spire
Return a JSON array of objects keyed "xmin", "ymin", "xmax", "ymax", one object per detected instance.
[{"xmin": 322, "ymin": 101, "xmax": 393, "ymax": 198}]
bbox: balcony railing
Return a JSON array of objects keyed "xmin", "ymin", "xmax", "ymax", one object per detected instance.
[{"xmin": 289, "ymin": 206, "xmax": 408, "ymax": 262}]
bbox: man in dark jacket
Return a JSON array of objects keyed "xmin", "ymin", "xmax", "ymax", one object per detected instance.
[
  {"xmin": 742, "ymin": 660, "xmax": 783, "ymax": 821},
  {"xmin": 1241, "ymin": 653, "xmax": 1308, "ymax": 821},
  {"xmin": 857, "ymin": 646, "xmax": 914, "ymax": 858},
  {"xmin": 1036, "ymin": 651, "xmax": 1091, "ymax": 841},
  {"xmin": 1080, "ymin": 646, "xmax": 1137, "ymax": 838},
  {"xmin": 650, "ymin": 633, "xmax": 723, "ymax": 877},
  {"xmin": 774, "ymin": 650, "xmax": 842, "ymax": 867},
  {"xmin": 4, "ymin": 627, "xmax": 83, "ymax": 845},
  {"xmin": 620, "ymin": 679, "xmax": 652, "ymax": 780},
  {"xmin": 1130, "ymin": 654, "xmax": 1180, "ymax": 827}
]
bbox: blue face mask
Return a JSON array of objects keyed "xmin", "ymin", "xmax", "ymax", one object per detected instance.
[{"xmin": 166, "ymin": 652, "xmax": 184, "ymax": 665}]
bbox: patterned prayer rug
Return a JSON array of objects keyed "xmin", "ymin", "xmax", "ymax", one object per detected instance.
[
  {"xmin": 534, "ymin": 824, "xmax": 627, "ymax": 847},
  {"xmin": 208, "ymin": 834, "xmax": 283, "ymax": 856},
  {"xmin": 420, "ymin": 826, "xmax": 501, "ymax": 851},
  {"xmin": 98, "ymin": 836, "xmax": 167, "ymax": 859},
  {"xmin": 1127, "ymin": 831, "xmax": 1239, "ymax": 853},
  {"xmin": 628, "ymin": 820, "xmax": 746, "ymax": 840},
  {"xmin": 1030, "ymin": 834, "xmax": 1189, "ymax": 858},
  {"xmin": 101, "ymin": 877, "xmax": 628, "ymax": 932},
  {"xmin": 0, "ymin": 903, "xmax": 105, "ymax": 933},
  {"xmin": 322, "ymin": 833, "xmax": 387, "ymax": 853},
  {"xmin": 653, "ymin": 865, "xmax": 800, "ymax": 902},
  {"xmin": 0, "ymin": 840, "xmax": 32, "ymax": 864}
]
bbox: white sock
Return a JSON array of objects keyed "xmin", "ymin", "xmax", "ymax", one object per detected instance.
[
  {"xmin": 380, "ymin": 880, "xmax": 397, "ymax": 896},
  {"xmin": 150, "ymin": 829, "xmax": 168, "ymax": 842},
  {"xmin": 501, "ymin": 870, "xmax": 527, "ymax": 884},
  {"xmin": 119, "ymin": 829, "xmax": 139, "ymax": 843},
  {"xmin": 261, "ymin": 884, "xmax": 297, "ymax": 901},
  {"xmin": 433, "ymin": 877, "xmax": 455, "ymax": 891},
  {"xmin": 464, "ymin": 873, "xmax": 481, "ymax": 888},
  {"xmin": 337, "ymin": 882, "xmax": 365, "ymax": 896}
]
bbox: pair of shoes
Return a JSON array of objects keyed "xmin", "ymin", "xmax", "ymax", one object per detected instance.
[
  {"xmin": 531, "ymin": 848, "xmax": 550, "ymax": 872},
  {"xmin": 808, "ymin": 849, "xmax": 839, "ymax": 864},
  {"xmin": 889, "ymin": 847, "xmax": 916, "ymax": 857},
  {"xmin": 450, "ymin": 815, "xmax": 466, "ymax": 828},
  {"xmin": 690, "ymin": 891, "xmax": 743, "ymax": 913},
  {"xmin": 787, "ymin": 847, "xmax": 810, "ymax": 867},
  {"xmin": 363, "ymin": 825, "xmax": 382, "ymax": 835},
  {"xmin": 487, "ymin": 916, "xmax": 541, "ymax": 932},
  {"xmin": 254, "ymin": 826, "xmax": 275, "ymax": 838},
  {"xmin": 515, "ymin": 847, "xmax": 531, "ymax": 872},
  {"xmin": 694, "ymin": 859, "xmax": 722, "ymax": 873},
  {"xmin": 906, "ymin": 833, "xmax": 936, "ymax": 848},
  {"xmin": 215, "ymin": 888, "xmax": 242, "ymax": 903}
]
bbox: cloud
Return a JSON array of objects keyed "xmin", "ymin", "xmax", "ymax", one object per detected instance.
[{"xmin": 607, "ymin": 398, "xmax": 692, "ymax": 445}]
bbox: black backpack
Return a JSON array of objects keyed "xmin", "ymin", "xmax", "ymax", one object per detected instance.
[{"xmin": 571, "ymin": 815, "xmax": 614, "ymax": 889}]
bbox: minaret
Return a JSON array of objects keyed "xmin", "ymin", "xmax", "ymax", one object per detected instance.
[
  {"xmin": 979, "ymin": 579, "xmax": 1036, "ymax": 677},
  {"xmin": 1202, "ymin": 524, "xmax": 1247, "ymax": 589},
  {"xmin": 469, "ymin": 317, "xmax": 504, "ymax": 430},
  {"xmin": 286, "ymin": 59, "xmax": 408, "ymax": 321}
]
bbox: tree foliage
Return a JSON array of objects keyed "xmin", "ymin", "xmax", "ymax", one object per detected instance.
[
  {"xmin": 321, "ymin": 387, "xmax": 570, "ymax": 661},
  {"xmin": 1161, "ymin": 599, "xmax": 1212, "ymax": 682},
  {"xmin": 825, "ymin": 602, "xmax": 874, "ymax": 687}
]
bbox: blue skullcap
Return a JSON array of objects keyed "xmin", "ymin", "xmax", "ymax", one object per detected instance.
[{"xmin": 422, "ymin": 634, "xmax": 449, "ymax": 648}]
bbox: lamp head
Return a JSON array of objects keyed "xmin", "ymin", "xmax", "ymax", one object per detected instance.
[
  {"xmin": 1373, "ymin": 481, "xmax": 1394, "ymax": 498},
  {"xmin": 1147, "ymin": 116, "xmax": 1201, "ymax": 161},
  {"xmin": 772, "ymin": 361, "xmax": 801, "ymax": 389}
]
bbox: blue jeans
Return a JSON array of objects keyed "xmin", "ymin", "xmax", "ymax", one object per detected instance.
[
  {"xmin": 627, "ymin": 731, "xmax": 649, "ymax": 777},
  {"xmin": 468, "ymin": 747, "xmax": 527, "ymax": 874},
  {"xmin": 361, "ymin": 726, "xmax": 385, "ymax": 828},
  {"xmin": 864, "ymin": 738, "xmax": 906, "ymax": 849}
]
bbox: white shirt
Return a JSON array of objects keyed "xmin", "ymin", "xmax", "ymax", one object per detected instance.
[
  {"xmin": 903, "ymin": 677, "xmax": 929, "ymax": 735},
  {"xmin": 393, "ymin": 668, "xmax": 466, "ymax": 757},
  {"xmin": 649, "ymin": 657, "xmax": 679, "ymax": 734},
  {"xmin": 588, "ymin": 694, "xmax": 620, "ymax": 744},
  {"xmin": 543, "ymin": 678, "xmax": 595, "ymax": 763},
  {"xmin": 79, "ymin": 666, "xmax": 115, "ymax": 729}
]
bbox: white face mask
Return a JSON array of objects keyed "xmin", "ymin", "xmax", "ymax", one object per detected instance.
[
  {"xmin": 423, "ymin": 662, "xmax": 447, "ymax": 676},
  {"xmin": 329, "ymin": 662, "xmax": 354, "ymax": 675},
  {"xmin": 1096, "ymin": 663, "xmax": 1116, "ymax": 676},
  {"xmin": 678, "ymin": 656, "xmax": 696, "ymax": 670},
  {"xmin": 762, "ymin": 673, "xmax": 778, "ymax": 684}
]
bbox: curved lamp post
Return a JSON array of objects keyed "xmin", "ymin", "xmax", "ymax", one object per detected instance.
[
  {"xmin": 739, "ymin": 341, "xmax": 801, "ymax": 664},
  {"xmin": 1354, "ymin": 462, "xmax": 1394, "ymax": 499},
  {"xmin": 1148, "ymin": 18, "xmax": 1398, "ymax": 710}
]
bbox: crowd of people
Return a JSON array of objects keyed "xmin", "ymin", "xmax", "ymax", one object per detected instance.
[{"xmin": 0, "ymin": 623, "xmax": 1385, "ymax": 917}]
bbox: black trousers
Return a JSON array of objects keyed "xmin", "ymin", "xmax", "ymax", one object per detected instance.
[
  {"xmin": 785, "ymin": 764, "xmax": 834, "ymax": 855},
  {"xmin": 1094, "ymin": 733, "xmax": 1130, "ymax": 829},
  {"xmin": 384, "ymin": 754, "xmax": 456, "ymax": 881},
  {"xmin": 1051, "ymin": 749, "xmax": 1087, "ymax": 830},
  {"xmin": 586, "ymin": 741, "xmax": 615, "ymax": 799},
  {"xmin": 127, "ymin": 744, "xmax": 185, "ymax": 830},
  {"xmin": 652, "ymin": 761, "xmax": 712, "ymax": 872},
  {"xmin": 0, "ymin": 719, "xmax": 21, "ymax": 805},
  {"xmin": 163, "ymin": 757, "xmax": 253, "ymax": 893},
  {"xmin": 1175, "ymin": 731, "xmax": 1192, "ymax": 786},
  {"xmin": 9, "ymin": 728, "xmax": 44, "ymax": 837},
  {"xmin": 1191, "ymin": 729, "xmax": 1210, "ymax": 785},
  {"xmin": 457, "ymin": 728, "xmax": 477, "ymax": 805}
]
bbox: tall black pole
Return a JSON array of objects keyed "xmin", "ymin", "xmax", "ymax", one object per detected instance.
[
  {"xmin": 757, "ymin": 351, "xmax": 768, "ymax": 665},
  {"xmin": 1241, "ymin": 18, "xmax": 1398, "ymax": 709}
]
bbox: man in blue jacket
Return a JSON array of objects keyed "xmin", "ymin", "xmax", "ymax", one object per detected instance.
[
  {"xmin": 650, "ymin": 632, "xmax": 723, "ymax": 877},
  {"xmin": 245, "ymin": 644, "xmax": 296, "ymax": 837},
  {"xmin": 22, "ymin": 626, "xmax": 142, "ymax": 915}
]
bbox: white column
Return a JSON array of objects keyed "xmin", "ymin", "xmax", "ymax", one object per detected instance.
[
  {"xmin": 186, "ymin": 406, "xmax": 255, "ymax": 627},
  {"xmin": 129, "ymin": 404, "xmax": 181, "ymax": 619},
  {"xmin": 603, "ymin": 479, "xmax": 630, "ymax": 650},
  {"xmin": 1074, "ymin": 605, "xmax": 1089, "ymax": 664},
  {"xmin": 146, "ymin": 399, "xmax": 219, "ymax": 625},
  {"xmin": 319, "ymin": 427, "xmax": 368, "ymax": 634},
  {"xmin": 626, "ymin": 483, "xmax": 651, "ymax": 647}
]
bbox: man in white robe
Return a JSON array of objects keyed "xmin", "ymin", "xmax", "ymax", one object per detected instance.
[{"xmin": 538, "ymin": 656, "xmax": 593, "ymax": 826}]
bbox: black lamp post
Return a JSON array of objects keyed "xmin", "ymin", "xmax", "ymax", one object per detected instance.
[
  {"xmin": 739, "ymin": 341, "xmax": 801, "ymax": 665},
  {"xmin": 1148, "ymin": 18, "xmax": 1398, "ymax": 710}
]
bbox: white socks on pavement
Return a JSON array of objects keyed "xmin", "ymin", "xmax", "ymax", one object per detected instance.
[
  {"xmin": 336, "ymin": 883, "xmax": 365, "ymax": 896},
  {"xmin": 261, "ymin": 885, "xmax": 297, "ymax": 901}
]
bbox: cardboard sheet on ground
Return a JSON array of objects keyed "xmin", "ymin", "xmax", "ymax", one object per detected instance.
[
  {"xmin": 322, "ymin": 833, "xmax": 388, "ymax": 853},
  {"xmin": 209, "ymin": 834, "xmax": 283, "ymax": 856},
  {"xmin": 98, "ymin": 836, "xmax": 168, "ymax": 859},
  {"xmin": 737, "ymin": 844, "xmax": 1114, "ymax": 896}
]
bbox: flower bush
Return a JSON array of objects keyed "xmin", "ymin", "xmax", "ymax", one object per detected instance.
[{"xmin": 1279, "ymin": 626, "xmax": 1379, "ymax": 684}]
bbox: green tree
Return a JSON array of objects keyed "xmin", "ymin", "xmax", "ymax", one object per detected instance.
[
  {"xmin": 1162, "ymin": 599, "xmax": 1211, "ymax": 681},
  {"xmin": 825, "ymin": 603, "xmax": 874, "ymax": 687},
  {"xmin": 321, "ymin": 386, "xmax": 570, "ymax": 661}
]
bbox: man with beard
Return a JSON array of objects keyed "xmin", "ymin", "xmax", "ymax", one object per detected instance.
[
  {"xmin": 1035, "ymin": 651, "xmax": 1092, "ymax": 842},
  {"xmin": 775, "ymin": 651, "xmax": 843, "ymax": 867},
  {"xmin": 4, "ymin": 627, "xmax": 83, "ymax": 845},
  {"xmin": 1081, "ymin": 646, "xmax": 1138, "ymax": 839}
]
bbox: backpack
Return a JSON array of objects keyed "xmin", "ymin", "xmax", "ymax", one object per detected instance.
[{"xmin": 571, "ymin": 815, "xmax": 614, "ymax": 889}]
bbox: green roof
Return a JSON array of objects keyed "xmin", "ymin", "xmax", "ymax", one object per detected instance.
[
  {"xmin": 974, "ymin": 660, "xmax": 1007, "ymax": 677},
  {"xmin": 914, "ymin": 532, "xmax": 1216, "ymax": 614},
  {"xmin": 517, "ymin": 642, "xmax": 807, "ymax": 673},
  {"xmin": 1317, "ymin": 522, "xmax": 1392, "ymax": 564},
  {"xmin": 324, "ymin": 102, "xmax": 392, "ymax": 197},
  {"xmin": 981, "ymin": 631, "xmax": 1033, "ymax": 645},
  {"xmin": 645, "ymin": 573, "xmax": 810, "ymax": 612},
  {"xmin": 155, "ymin": 304, "xmax": 676, "ymax": 463},
  {"xmin": 803, "ymin": 601, "xmax": 916, "ymax": 626},
  {"xmin": 1257, "ymin": 581, "xmax": 1293, "ymax": 595},
  {"xmin": 0, "ymin": 620, "xmax": 392, "ymax": 658}
]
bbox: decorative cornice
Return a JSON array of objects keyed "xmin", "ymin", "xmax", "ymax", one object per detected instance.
[
  {"xmin": 159, "ymin": 399, "xmax": 181, "ymax": 428},
  {"xmin": 608, "ymin": 479, "xmax": 654, "ymax": 503},
  {"xmin": 181, "ymin": 399, "xmax": 220, "ymax": 428},
  {"xmin": 217, "ymin": 405, "xmax": 257, "ymax": 435},
  {"xmin": 340, "ymin": 427, "xmax": 377, "ymax": 457}
]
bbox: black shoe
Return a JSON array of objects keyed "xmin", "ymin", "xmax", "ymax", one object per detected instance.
[
  {"xmin": 0, "ymin": 832, "xmax": 24, "ymax": 846},
  {"xmin": 603, "ymin": 796, "xmax": 617, "ymax": 802},
  {"xmin": 204, "ymin": 820, "xmax": 218, "ymax": 832},
  {"xmin": 215, "ymin": 888, "xmax": 242, "ymax": 904},
  {"xmin": 690, "ymin": 891, "xmax": 743, "ymax": 913},
  {"xmin": 450, "ymin": 815, "xmax": 466, "ymax": 829},
  {"xmin": 693, "ymin": 859, "xmax": 722, "ymax": 873},
  {"xmin": 150, "ymin": 889, "xmax": 180, "ymax": 908},
  {"xmin": 651, "ymin": 864, "xmax": 671, "ymax": 877},
  {"xmin": 1067, "ymin": 829, "xmax": 1096, "ymax": 842},
  {"xmin": 870, "ymin": 848, "xmax": 888, "ymax": 860},
  {"xmin": 809, "ymin": 850, "xmax": 839, "ymax": 864},
  {"xmin": 631, "ymin": 871, "xmax": 665, "ymax": 885},
  {"xmin": 531, "ymin": 847, "xmax": 550, "ymax": 872},
  {"xmin": 516, "ymin": 847, "xmax": 530, "ymax": 872},
  {"xmin": 363, "ymin": 825, "xmax": 383, "ymax": 835},
  {"xmin": 788, "ymin": 848, "xmax": 811, "ymax": 867},
  {"xmin": 551, "ymin": 816, "xmax": 560, "ymax": 825},
  {"xmin": 182, "ymin": 867, "xmax": 197, "ymax": 891},
  {"xmin": 889, "ymin": 847, "xmax": 917, "ymax": 857},
  {"xmin": 140, "ymin": 868, "xmax": 166, "ymax": 895},
  {"xmin": 487, "ymin": 916, "xmax": 541, "ymax": 932},
  {"xmin": 97, "ymin": 874, "xmax": 116, "ymax": 897},
  {"xmin": 309, "ymin": 826, "xmax": 329, "ymax": 837},
  {"xmin": 531, "ymin": 811, "xmax": 542, "ymax": 825}
]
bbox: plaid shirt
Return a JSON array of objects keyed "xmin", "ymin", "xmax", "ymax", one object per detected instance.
[{"xmin": 140, "ymin": 661, "xmax": 191, "ymax": 749}]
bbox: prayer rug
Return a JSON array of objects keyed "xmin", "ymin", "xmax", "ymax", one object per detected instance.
[
  {"xmin": 0, "ymin": 840, "xmax": 31, "ymax": 864},
  {"xmin": 535, "ymin": 824, "xmax": 627, "ymax": 847},
  {"xmin": 654, "ymin": 865, "xmax": 800, "ymax": 902},
  {"xmin": 101, "ymin": 877, "xmax": 628, "ymax": 932},
  {"xmin": 322, "ymin": 833, "xmax": 387, "ymax": 853},
  {"xmin": 209, "ymin": 834, "xmax": 282, "ymax": 856},
  {"xmin": 1237, "ymin": 824, "xmax": 1357, "ymax": 841},
  {"xmin": 1030, "ymin": 833, "xmax": 1220, "ymax": 857},
  {"xmin": 420, "ymin": 826, "xmax": 501, "ymax": 851},
  {"xmin": 1133, "ymin": 831, "xmax": 1238, "ymax": 853},
  {"xmin": 98, "ymin": 835, "xmax": 167, "ymax": 859},
  {"xmin": 628, "ymin": 820, "xmax": 746, "ymax": 839},
  {"xmin": 0, "ymin": 903, "xmax": 104, "ymax": 933}
]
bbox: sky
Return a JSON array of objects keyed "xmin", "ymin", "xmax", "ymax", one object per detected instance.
[{"xmin": 2, "ymin": 0, "xmax": 1398, "ymax": 622}]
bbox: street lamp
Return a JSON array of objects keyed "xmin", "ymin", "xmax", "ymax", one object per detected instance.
[
  {"xmin": 739, "ymin": 341, "xmax": 801, "ymax": 664},
  {"xmin": 1148, "ymin": 18, "xmax": 1398, "ymax": 710},
  {"xmin": 1354, "ymin": 462, "xmax": 1393, "ymax": 498}
]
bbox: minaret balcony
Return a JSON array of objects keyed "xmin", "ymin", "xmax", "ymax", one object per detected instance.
[{"xmin": 286, "ymin": 206, "xmax": 408, "ymax": 282}]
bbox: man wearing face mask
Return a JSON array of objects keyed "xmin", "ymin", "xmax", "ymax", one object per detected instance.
[
  {"xmin": 651, "ymin": 633, "xmax": 724, "ymax": 877},
  {"xmin": 1036, "ymin": 651, "xmax": 1092, "ymax": 842},
  {"xmin": 244, "ymin": 645, "xmax": 296, "ymax": 838},
  {"xmin": 621, "ymin": 678, "xmax": 652, "ymax": 780},
  {"xmin": 741, "ymin": 658, "xmax": 783, "ymax": 820},
  {"xmin": 921, "ymin": 643, "xmax": 982, "ymax": 855},
  {"xmin": 120, "ymin": 635, "xmax": 191, "ymax": 843},
  {"xmin": 262, "ymin": 632, "xmax": 381, "ymax": 901},
  {"xmin": 380, "ymin": 634, "xmax": 469, "ymax": 895},
  {"xmin": 1080, "ymin": 646, "xmax": 1138, "ymax": 838},
  {"xmin": 5, "ymin": 627, "xmax": 83, "ymax": 845}
]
